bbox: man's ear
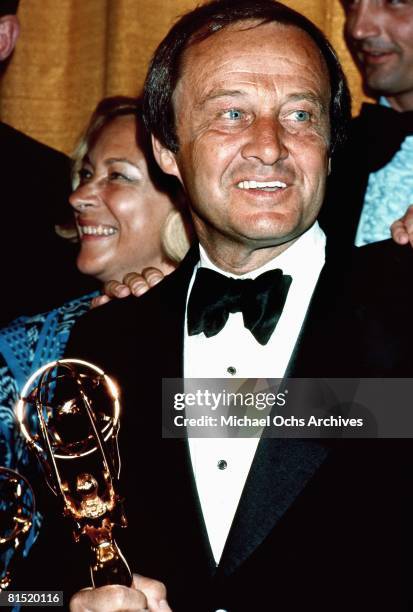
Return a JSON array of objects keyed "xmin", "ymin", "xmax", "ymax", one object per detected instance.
[
  {"xmin": 327, "ymin": 157, "xmax": 332, "ymax": 176},
  {"xmin": 152, "ymin": 135, "xmax": 183, "ymax": 183},
  {"xmin": 0, "ymin": 15, "xmax": 20, "ymax": 62}
]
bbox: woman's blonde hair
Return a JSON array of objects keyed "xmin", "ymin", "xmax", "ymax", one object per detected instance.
[{"xmin": 56, "ymin": 96, "xmax": 192, "ymax": 262}]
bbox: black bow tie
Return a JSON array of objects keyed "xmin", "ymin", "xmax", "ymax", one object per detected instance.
[
  {"xmin": 187, "ymin": 267, "xmax": 292, "ymax": 346},
  {"xmin": 360, "ymin": 103, "xmax": 413, "ymax": 172}
]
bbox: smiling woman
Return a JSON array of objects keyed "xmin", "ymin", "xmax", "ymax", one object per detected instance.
[
  {"xmin": 67, "ymin": 97, "xmax": 189, "ymax": 283},
  {"xmin": 0, "ymin": 96, "xmax": 192, "ymax": 577}
]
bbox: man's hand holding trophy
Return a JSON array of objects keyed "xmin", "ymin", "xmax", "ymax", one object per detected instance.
[{"xmin": 0, "ymin": 358, "xmax": 171, "ymax": 611}]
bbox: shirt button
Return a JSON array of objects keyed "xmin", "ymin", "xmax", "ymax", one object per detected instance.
[
  {"xmin": 227, "ymin": 366, "xmax": 236, "ymax": 375},
  {"xmin": 217, "ymin": 459, "xmax": 227, "ymax": 470}
]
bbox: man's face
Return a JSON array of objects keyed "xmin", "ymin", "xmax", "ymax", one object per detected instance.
[
  {"xmin": 343, "ymin": 0, "xmax": 413, "ymax": 107},
  {"xmin": 156, "ymin": 21, "xmax": 331, "ymax": 261}
]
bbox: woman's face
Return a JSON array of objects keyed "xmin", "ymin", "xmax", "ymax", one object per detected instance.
[{"xmin": 70, "ymin": 115, "xmax": 175, "ymax": 283}]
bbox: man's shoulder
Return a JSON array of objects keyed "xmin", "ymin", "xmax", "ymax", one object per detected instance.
[
  {"xmin": 322, "ymin": 239, "xmax": 413, "ymax": 311},
  {"xmin": 0, "ymin": 121, "xmax": 69, "ymax": 168},
  {"xmin": 65, "ymin": 258, "xmax": 194, "ymax": 362},
  {"xmin": 73, "ymin": 245, "xmax": 199, "ymax": 331},
  {"xmin": 352, "ymin": 239, "xmax": 413, "ymax": 273},
  {"xmin": 349, "ymin": 239, "xmax": 413, "ymax": 305},
  {"xmin": 70, "ymin": 286, "xmax": 162, "ymax": 338}
]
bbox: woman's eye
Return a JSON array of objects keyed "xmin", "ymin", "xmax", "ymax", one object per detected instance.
[
  {"xmin": 109, "ymin": 171, "xmax": 129, "ymax": 181},
  {"xmin": 78, "ymin": 168, "xmax": 92, "ymax": 182}
]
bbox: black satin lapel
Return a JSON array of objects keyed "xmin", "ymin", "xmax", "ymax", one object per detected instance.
[
  {"xmin": 286, "ymin": 239, "xmax": 355, "ymax": 377},
  {"xmin": 164, "ymin": 438, "xmax": 217, "ymax": 576},
  {"xmin": 155, "ymin": 245, "xmax": 218, "ymax": 569},
  {"xmin": 158, "ymin": 244, "xmax": 200, "ymax": 377},
  {"xmin": 217, "ymin": 438, "xmax": 329, "ymax": 576},
  {"xmin": 124, "ymin": 245, "xmax": 218, "ymax": 574}
]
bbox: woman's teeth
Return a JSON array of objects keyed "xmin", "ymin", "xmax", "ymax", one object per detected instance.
[{"xmin": 80, "ymin": 225, "xmax": 117, "ymax": 236}]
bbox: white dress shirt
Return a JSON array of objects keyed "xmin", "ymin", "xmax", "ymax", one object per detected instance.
[{"xmin": 184, "ymin": 222, "xmax": 326, "ymax": 563}]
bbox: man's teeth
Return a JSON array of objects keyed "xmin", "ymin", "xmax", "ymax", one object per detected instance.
[
  {"xmin": 81, "ymin": 225, "xmax": 117, "ymax": 236},
  {"xmin": 237, "ymin": 180, "xmax": 287, "ymax": 190}
]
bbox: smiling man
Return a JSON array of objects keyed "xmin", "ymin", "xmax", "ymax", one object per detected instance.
[
  {"xmin": 20, "ymin": 1, "xmax": 413, "ymax": 611},
  {"xmin": 320, "ymin": 0, "xmax": 413, "ymax": 247},
  {"xmin": 155, "ymin": 20, "xmax": 331, "ymax": 272}
]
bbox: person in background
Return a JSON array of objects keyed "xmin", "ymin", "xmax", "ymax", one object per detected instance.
[
  {"xmin": 320, "ymin": 0, "xmax": 413, "ymax": 248},
  {"xmin": 0, "ymin": 0, "xmax": 99, "ymax": 325},
  {"xmin": 0, "ymin": 95, "xmax": 190, "ymax": 576}
]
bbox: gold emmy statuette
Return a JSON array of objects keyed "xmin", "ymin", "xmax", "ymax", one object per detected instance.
[
  {"xmin": 0, "ymin": 467, "xmax": 35, "ymax": 591},
  {"xmin": 15, "ymin": 359, "xmax": 132, "ymax": 588}
]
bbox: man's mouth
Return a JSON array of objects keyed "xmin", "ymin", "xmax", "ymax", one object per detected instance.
[
  {"xmin": 236, "ymin": 180, "xmax": 287, "ymax": 192},
  {"xmin": 79, "ymin": 224, "xmax": 118, "ymax": 236},
  {"xmin": 359, "ymin": 48, "xmax": 396, "ymax": 64}
]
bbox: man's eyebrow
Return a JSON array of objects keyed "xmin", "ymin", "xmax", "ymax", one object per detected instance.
[
  {"xmin": 197, "ymin": 89, "xmax": 247, "ymax": 107},
  {"xmin": 285, "ymin": 92, "xmax": 327, "ymax": 111}
]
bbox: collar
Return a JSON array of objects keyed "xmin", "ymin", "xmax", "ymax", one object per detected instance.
[{"xmin": 380, "ymin": 96, "xmax": 392, "ymax": 109}]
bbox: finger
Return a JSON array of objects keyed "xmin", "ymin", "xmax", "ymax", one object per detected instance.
[
  {"xmin": 404, "ymin": 205, "xmax": 413, "ymax": 247},
  {"xmin": 141, "ymin": 267, "xmax": 165, "ymax": 287},
  {"xmin": 103, "ymin": 280, "xmax": 131, "ymax": 299},
  {"xmin": 122, "ymin": 273, "xmax": 152, "ymax": 297},
  {"xmin": 132, "ymin": 574, "xmax": 171, "ymax": 611},
  {"xmin": 90, "ymin": 294, "xmax": 111, "ymax": 309},
  {"xmin": 70, "ymin": 583, "xmax": 147, "ymax": 612},
  {"xmin": 390, "ymin": 220, "xmax": 409, "ymax": 245}
]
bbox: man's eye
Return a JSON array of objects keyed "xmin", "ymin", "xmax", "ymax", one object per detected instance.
[
  {"xmin": 290, "ymin": 110, "xmax": 311, "ymax": 122},
  {"xmin": 223, "ymin": 109, "xmax": 243, "ymax": 120}
]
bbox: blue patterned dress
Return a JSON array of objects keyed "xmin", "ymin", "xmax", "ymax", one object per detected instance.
[{"xmin": 0, "ymin": 292, "xmax": 98, "ymax": 584}]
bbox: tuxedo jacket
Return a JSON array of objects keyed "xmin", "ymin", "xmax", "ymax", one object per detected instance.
[
  {"xmin": 0, "ymin": 122, "xmax": 97, "ymax": 325},
  {"xmin": 319, "ymin": 104, "xmax": 409, "ymax": 248},
  {"xmin": 19, "ymin": 239, "xmax": 413, "ymax": 611}
]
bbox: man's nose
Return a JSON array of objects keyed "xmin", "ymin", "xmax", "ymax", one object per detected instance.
[
  {"xmin": 241, "ymin": 116, "xmax": 288, "ymax": 166},
  {"xmin": 69, "ymin": 181, "xmax": 99, "ymax": 212},
  {"xmin": 346, "ymin": 2, "xmax": 381, "ymax": 41}
]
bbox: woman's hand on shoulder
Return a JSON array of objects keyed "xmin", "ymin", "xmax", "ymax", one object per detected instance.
[{"xmin": 90, "ymin": 268, "xmax": 165, "ymax": 309}]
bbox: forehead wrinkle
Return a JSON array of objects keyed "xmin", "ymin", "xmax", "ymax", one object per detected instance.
[
  {"xmin": 188, "ymin": 57, "xmax": 324, "ymax": 87},
  {"xmin": 207, "ymin": 49, "xmax": 322, "ymax": 70},
  {"xmin": 179, "ymin": 25, "xmax": 327, "ymax": 87},
  {"xmin": 182, "ymin": 22, "xmax": 327, "ymax": 76},
  {"xmin": 182, "ymin": 59, "xmax": 327, "ymax": 112}
]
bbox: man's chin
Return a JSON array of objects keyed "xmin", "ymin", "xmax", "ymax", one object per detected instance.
[
  {"xmin": 363, "ymin": 63, "xmax": 400, "ymax": 93},
  {"xmin": 239, "ymin": 229, "xmax": 304, "ymax": 251}
]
